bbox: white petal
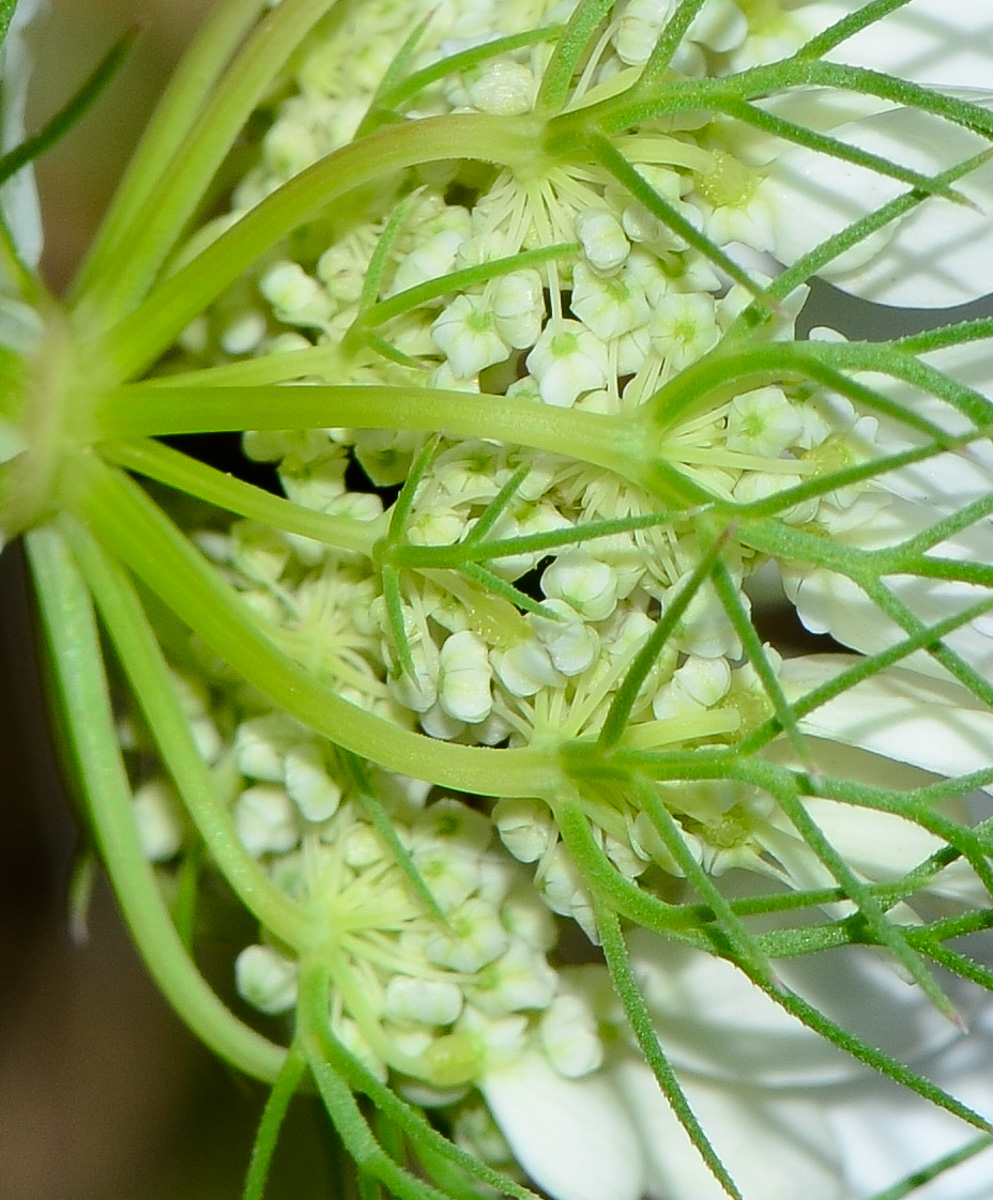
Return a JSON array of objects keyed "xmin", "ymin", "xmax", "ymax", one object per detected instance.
[
  {"xmin": 781, "ymin": 654, "xmax": 993, "ymax": 784},
  {"xmin": 627, "ymin": 931, "xmax": 970, "ymax": 1085},
  {"xmin": 782, "ymin": 497, "xmax": 993, "ymax": 684},
  {"xmin": 482, "ymin": 1054, "xmax": 645, "ymax": 1200},
  {"xmin": 829, "ymin": 1006, "xmax": 993, "ymax": 1198},
  {"xmin": 813, "ymin": 0, "xmax": 993, "ymax": 91},
  {"xmin": 627, "ymin": 934, "xmax": 848, "ymax": 1085},
  {"xmin": 613, "ymin": 1057, "xmax": 844, "ymax": 1200},
  {"xmin": 765, "ymin": 104, "xmax": 993, "ymax": 306}
]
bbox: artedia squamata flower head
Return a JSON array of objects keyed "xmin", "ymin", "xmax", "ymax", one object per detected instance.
[{"xmin": 5, "ymin": 1, "xmax": 993, "ymax": 1197}]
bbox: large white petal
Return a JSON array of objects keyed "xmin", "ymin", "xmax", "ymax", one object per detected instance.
[
  {"xmin": 763, "ymin": 103, "xmax": 993, "ymax": 306},
  {"xmin": 781, "ymin": 654, "xmax": 993, "ymax": 784},
  {"xmin": 626, "ymin": 931, "xmax": 964, "ymax": 1086},
  {"xmin": 781, "ymin": 486, "xmax": 993, "ymax": 684},
  {"xmin": 805, "ymin": 0, "xmax": 993, "ymax": 90},
  {"xmin": 481, "ymin": 1053, "xmax": 646, "ymax": 1200},
  {"xmin": 829, "ymin": 1005, "xmax": 993, "ymax": 1198},
  {"xmin": 613, "ymin": 1056, "xmax": 844, "ymax": 1200}
]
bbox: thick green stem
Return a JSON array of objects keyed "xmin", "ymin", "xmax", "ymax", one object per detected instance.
[
  {"xmin": 102, "ymin": 438, "xmax": 386, "ymax": 556},
  {"xmin": 61, "ymin": 512, "xmax": 315, "ymax": 949},
  {"xmin": 26, "ymin": 523, "xmax": 286, "ymax": 1082},
  {"xmin": 91, "ymin": 380, "xmax": 633, "ymax": 474},
  {"xmin": 69, "ymin": 0, "xmax": 269, "ymax": 304},
  {"xmin": 73, "ymin": 455, "xmax": 562, "ymax": 798},
  {"xmin": 71, "ymin": 0, "xmax": 342, "ymax": 331},
  {"xmin": 87, "ymin": 113, "xmax": 543, "ymax": 385}
]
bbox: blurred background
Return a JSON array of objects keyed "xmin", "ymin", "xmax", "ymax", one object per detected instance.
[{"xmin": 0, "ymin": 3, "xmax": 339, "ymax": 1198}]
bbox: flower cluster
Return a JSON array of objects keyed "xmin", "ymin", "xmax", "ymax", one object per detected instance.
[
  {"xmin": 118, "ymin": 0, "xmax": 993, "ymax": 1194},
  {"xmin": 5, "ymin": 1, "xmax": 993, "ymax": 1198}
]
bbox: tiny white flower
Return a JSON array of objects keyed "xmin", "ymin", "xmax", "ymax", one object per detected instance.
[
  {"xmin": 342, "ymin": 821, "xmax": 386, "ymax": 869},
  {"xmin": 333, "ymin": 1014, "xmax": 388, "ymax": 1081},
  {"xmin": 390, "ymin": 226, "xmax": 467, "ymax": 296},
  {"xmin": 219, "ymin": 310, "xmax": 268, "ymax": 356},
  {"xmin": 388, "ymin": 638, "xmax": 439, "ymax": 715},
  {"xmin": 420, "ymin": 701, "xmax": 467, "ymax": 741},
  {"xmin": 671, "ymin": 655, "xmax": 732, "ymax": 708},
  {"xmin": 493, "ymin": 796, "xmax": 557, "ymax": 863},
  {"xmin": 410, "ymin": 843, "xmax": 480, "ymax": 912},
  {"xmin": 132, "ymin": 779, "xmax": 184, "ymax": 861},
  {"xmin": 489, "ymin": 269, "xmax": 545, "ymax": 349},
  {"xmin": 542, "ymin": 551, "xmax": 619, "ymax": 621},
  {"xmin": 726, "ymin": 386, "xmax": 804, "ymax": 457},
  {"xmin": 384, "ymin": 976, "xmax": 464, "ymax": 1026},
  {"xmin": 570, "ymin": 262, "xmax": 649, "ymax": 342},
  {"xmin": 432, "ymin": 294, "xmax": 509, "ymax": 379},
  {"xmin": 535, "ymin": 599, "xmax": 600, "ymax": 676},
  {"xmin": 538, "ymin": 844, "xmax": 597, "ymax": 941},
  {"xmin": 235, "ymin": 944, "xmax": 298, "ymax": 1015},
  {"xmin": 467, "ymin": 60, "xmax": 536, "ymax": 115},
  {"xmin": 459, "ymin": 1006, "xmax": 529, "ymax": 1072},
  {"xmin": 426, "ymin": 897, "xmax": 509, "ymax": 973},
  {"xmin": 284, "ymin": 741, "xmax": 341, "ymax": 822},
  {"xmin": 574, "ymin": 208, "xmax": 631, "ymax": 273},
  {"xmin": 613, "ymin": 0, "xmax": 673, "ymax": 68},
  {"xmin": 235, "ymin": 712, "xmax": 297, "ymax": 782},
  {"xmin": 539, "ymin": 992, "xmax": 604, "ymax": 1079},
  {"xmin": 259, "ymin": 261, "xmax": 332, "ymax": 326},
  {"xmin": 500, "ymin": 885, "xmax": 557, "ymax": 952},
  {"xmin": 233, "ymin": 785, "xmax": 299, "ymax": 856},
  {"xmin": 733, "ymin": 469, "xmax": 818, "ymax": 524},
  {"xmin": 439, "ymin": 629, "xmax": 493, "ymax": 724},
  {"xmin": 526, "ymin": 319, "xmax": 611, "ymax": 407},
  {"xmin": 470, "ymin": 943, "xmax": 558, "ymax": 1014},
  {"xmin": 262, "ymin": 116, "xmax": 319, "ymax": 177},
  {"xmin": 649, "ymin": 291, "xmax": 719, "ymax": 373},
  {"xmin": 666, "ymin": 570, "xmax": 742, "ymax": 658},
  {"xmin": 494, "ymin": 637, "xmax": 564, "ymax": 697}
]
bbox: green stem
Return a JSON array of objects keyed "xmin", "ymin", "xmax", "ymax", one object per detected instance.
[
  {"xmin": 61, "ymin": 512, "xmax": 315, "ymax": 948},
  {"xmin": 89, "ymin": 113, "xmax": 542, "ymax": 385},
  {"xmin": 71, "ymin": 0, "xmax": 340, "ymax": 332},
  {"xmin": 244, "ymin": 1045, "xmax": 308, "ymax": 1200},
  {"xmin": 70, "ymin": 0, "xmax": 270, "ymax": 305},
  {"xmin": 102, "ymin": 438, "xmax": 386, "ymax": 556},
  {"xmin": 595, "ymin": 900, "xmax": 742, "ymax": 1200},
  {"xmin": 26, "ymin": 523, "xmax": 286, "ymax": 1082},
  {"xmin": 90, "ymin": 381, "xmax": 630, "ymax": 473}
]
